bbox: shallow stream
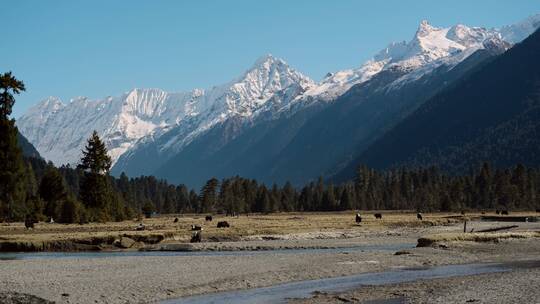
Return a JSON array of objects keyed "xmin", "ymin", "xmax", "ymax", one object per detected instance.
[{"xmin": 162, "ymin": 262, "xmax": 512, "ymax": 304}]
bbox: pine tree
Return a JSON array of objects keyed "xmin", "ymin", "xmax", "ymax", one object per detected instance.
[
  {"xmin": 339, "ymin": 186, "xmax": 353, "ymax": 211},
  {"xmin": 199, "ymin": 178, "xmax": 219, "ymax": 213},
  {"xmin": 176, "ymin": 184, "xmax": 190, "ymax": 213},
  {"xmin": 58, "ymin": 197, "xmax": 82, "ymax": 224},
  {"xmin": 269, "ymin": 184, "xmax": 280, "ymax": 212},
  {"xmin": 255, "ymin": 185, "xmax": 271, "ymax": 213},
  {"xmin": 280, "ymin": 182, "xmax": 296, "ymax": 212},
  {"xmin": 188, "ymin": 189, "xmax": 199, "ymax": 213},
  {"xmin": 162, "ymin": 185, "xmax": 177, "ymax": 214},
  {"xmin": 322, "ymin": 183, "xmax": 337, "ymax": 211},
  {"xmin": 39, "ymin": 166, "xmax": 68, "ymax": 219},
  {"xmin": 141, "ymin": 199, "xmax": 155, "ymax": 218},
  {"xmin": 78, "ymin": 130, "xmax": 115, "ymax": 222},
  {"xmin": 79, "ymin": 131, "xmax": 112, "ymax": 174},
  {"xmin": 0, "ymin": 72, "xmax": 27, "ymax": 221}
]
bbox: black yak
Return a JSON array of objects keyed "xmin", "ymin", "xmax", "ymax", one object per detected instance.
[
  {"xmin": 173, "ymin": 217, "xmax": 179, "ymax": 223},
  {"xmin": 355, "ymin": 213, "xmax": 362, "ymax": 224},
  {"xmin": 217, "ymin": 221, "xmax": 230, "ymax": 228},
  {"xmin": 495, "ymin": 210, "xmax": 501, "ymax": 215},
  {"xmin": 24, "ymin": 216, "xmax": 37, "ymax": 229},
  {"xmin": 374, "ymin": 213, "xmax": 382, "ymax": 219},
  {"xmin": 502, "ymin": 210, "xmax": 509, "ymax": 215},
  {"xmin": 417, "ymin": 213, "xmax": 423, "ymax": 220},
  {"xmin": 191, "ymin": 224, "xmax": 203, "ymax": 231},
  {"xmin": 205, "ymin": 215, "xmax": 213, "ymax": 221},
  {"xmin": 190, "ymin": 231, "xmax": 202, "ymax": 243}
]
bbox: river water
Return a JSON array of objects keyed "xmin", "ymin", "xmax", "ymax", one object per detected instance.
[
  {"xmin": 162, "ymin": 263, "xmax": 512, "ymax": 304},
  {"xmin": 0, "ymin": 243, "xmax": 413, "ymax": 260}
]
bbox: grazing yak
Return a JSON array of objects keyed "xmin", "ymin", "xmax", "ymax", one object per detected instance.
[
  {"xmin": 24, "ymin": 216, "xmax": 38, "ymax": 229},
  {"xmin": 374, "ymin": 213, "xmax": 382, "ymax": 219},
  {"xmin": 191, "ymin": 224, "xmax": 203, "ymax": 231},
  {"xmin": 417, "ymin": 213, "xmax": 423, "ymax": 221},
  {"xmin": 173, "ymin": 217, "xmax": 179, "ymax": 223},
  {"xmin": 217, "ymin": 221, "xmax": 230, "ymax": 228},
  {"xmin": 205, "ymin": 215, "xmax": 213, "ymax": 221},
  {"xmin": 355, "ymin": 213, "xmax": 362, "ymax": 224},
  {"xmin": 502, "ymin": 210, "xmax": 509, "ymax": 215},
  {"xmin": 495, "ymin": 210, "xmax": 501, "ymax": 215},
  {"xmin": 190, "ymin": 231, "xmax": 202, "ymax": 243}
]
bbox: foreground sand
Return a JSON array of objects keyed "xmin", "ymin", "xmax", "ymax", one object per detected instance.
[{"xmin": 0, "ymin": 217, "xmax": 539, "ymax": 304}]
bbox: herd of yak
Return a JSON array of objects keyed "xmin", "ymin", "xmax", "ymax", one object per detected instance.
[
  {"xmin": 355, "ymin": 212, "xmax": 423, "ymax": 224},
  {"xmin": 188, "ymin": 215, "xmax": 232, "ymax": 243},
  {"xmin": 353, "ymin": 210, "xmax": 520, "ymax": 224},
  {"xmin": 24, "ymin": 209, "xmax": 536, "ymax": 237}
]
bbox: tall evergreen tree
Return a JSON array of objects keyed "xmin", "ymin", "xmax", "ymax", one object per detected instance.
[
  {"xmin": 39, "ymin": 166, "xmax": 68, "ymax": 219},
  {"xmin": 199, "ymin": 177, "xmax": 219, "ymax": 213},
  {"xmin": 0, "ymin": 72, "xmax": 27, "ymax": 221},
  {"xmin": 339, "ymin": 186, "xmax": 353, "ymax": 211},
  {"xmin": 79, "ymin": 131, "xmax": 112, "ymax": 175},
  {"xmin": 78, "ymin": 130, "xmax": 118, "ymax": 222}
]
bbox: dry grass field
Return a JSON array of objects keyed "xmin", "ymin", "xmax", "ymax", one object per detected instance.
[{"xmin": 0, "ymin": 211, "xmax": 538, "ymax": 251}]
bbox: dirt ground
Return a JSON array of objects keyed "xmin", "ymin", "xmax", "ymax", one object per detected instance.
[
  {"xmin": 2, "ymin": 211, "xmax": 533, "ymax": 248},
  {"xmin": 0, "ymin": 212, "xmax": 539, "ymax": 303}
]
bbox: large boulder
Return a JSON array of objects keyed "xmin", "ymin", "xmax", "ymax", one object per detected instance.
[{"xmin": 118, "ymin": 237, "xmax": 136, "ymax": 249}]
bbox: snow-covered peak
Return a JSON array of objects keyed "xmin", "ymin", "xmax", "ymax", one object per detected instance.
[
  {"xmin": 34, "ymin": 96, "xmax": 64, "ymax": 112},
  {"xmin": 238, "ymin": 54, "xmax": 313, "ymax": 91},
  {"xmin": 252, "ymin": 53, "xmax": 281, "ymax": 67},
  {"xmin": 446, "ymin": 24, "xmax": 495, "ymax": 47},
  {"xmin": 416, "ymin": 20, "xmax": 437, "ymax": 37},
  {"xmin": 283, "ymin": 17, "xmax": 535, "ymax": 111},
  {"xmin": 18, "ymin": 97, "xmax": 65, "ymax": 131},
  {"xmin": 210, "ymin": 54, "xmax": 314, "ymax": 116},
  {"xmin": 499, "ymin": 13, "xmax": 540, "ymax": 43},
  {"xmin": 378, "ymin": 20, "xmax": 501, "ymax": 67},
  {"xmin": 122, "ymin": 88, "xmax": 169, "ymax": 118},
  {"xmin": 398, "ymin": 21, "xmax": 469, "ymax": 67}
]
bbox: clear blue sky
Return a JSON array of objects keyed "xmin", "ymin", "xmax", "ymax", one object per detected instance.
[{"xmin": 3, "ymin": 1, "xmax": 540, "ymax": 118}]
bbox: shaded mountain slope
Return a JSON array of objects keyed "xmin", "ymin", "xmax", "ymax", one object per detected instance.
[{"xmin": 338, "ymin": 29, "xmax": 540, "ymax": 179}]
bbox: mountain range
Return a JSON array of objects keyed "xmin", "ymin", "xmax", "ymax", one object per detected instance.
[{"xmin": 18, "ymin": 14, "xmax": 540, "ymax": 188}]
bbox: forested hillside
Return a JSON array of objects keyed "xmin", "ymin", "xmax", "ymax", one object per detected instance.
[{"xmin": 337, "ymin": 28, "xmax": 540, "ymax": 179}]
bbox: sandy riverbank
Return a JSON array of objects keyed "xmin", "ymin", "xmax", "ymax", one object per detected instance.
[
  {"xmin": 290, "ymin": 262, "xmax": 540, "ymax": 303},
  {"xmin": 0, "ymin": 219, "xmax": 539, "ymax": 304}
]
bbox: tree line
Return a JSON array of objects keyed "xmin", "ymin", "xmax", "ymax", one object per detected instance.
[
  {"xmin": 1, "ymin": 72, "xmax": 539, "ymax": 223},
  {"xmin": 196, "ymin": 163, "xmax": 540, "ymax": 214}
]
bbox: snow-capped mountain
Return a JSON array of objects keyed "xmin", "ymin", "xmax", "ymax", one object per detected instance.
[
  {"xmin": 284, "ymin": 20, "xmax": 511, "ymax": 108},
  {"xmin": 161, "ymin": 54, "xmax": 314, "ymax": 150},
  {"xmin": 18, "ymin": 55, "xmax": 314, "ymax": 166},
  {"xmin": 18, "ymin": 89, "xmax": 205, "ymax": 166},
  {"xmin": 18, "ymin": 14, "xmax": 540, "ymax": 171}
]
